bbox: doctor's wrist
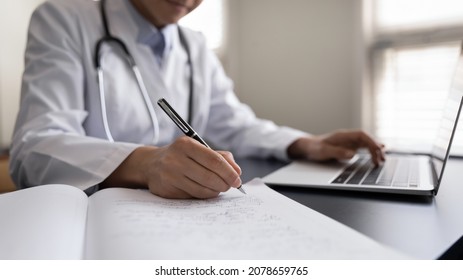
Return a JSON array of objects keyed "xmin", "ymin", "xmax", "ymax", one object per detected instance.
[
  {"xmin": 101, "ymin": 146, "xmax": 156, "ymax": 189},
  {"xmin": 287, "ymin": 136, "xmax": 326, "ymax": 161},
  {"xmin": 287, "ymin": 137, "xmax": 314, "ymax": 160}
]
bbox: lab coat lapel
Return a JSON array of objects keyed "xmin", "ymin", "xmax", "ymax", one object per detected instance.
[{"xmin": 105, "ymin": 0, "xmax": 168, "ymax": 104}]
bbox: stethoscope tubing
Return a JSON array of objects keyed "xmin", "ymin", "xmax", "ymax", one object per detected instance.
[{"xmin": 95, "ymin": 0, "xmax": 193, "ymax": 143}]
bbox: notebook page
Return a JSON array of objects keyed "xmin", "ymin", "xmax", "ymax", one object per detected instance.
[
  {"xmin": 85, "ymin": 178, "xmax": 407, "ymax": 259},
  {"xmin": 0, "ymin": 185, "xmax": 88, "ymax": 259}
]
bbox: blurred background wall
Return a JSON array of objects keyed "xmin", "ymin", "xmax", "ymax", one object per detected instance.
[{"xmin": 0, "ymin": 0, "xmax": 363, "ymax": 149}]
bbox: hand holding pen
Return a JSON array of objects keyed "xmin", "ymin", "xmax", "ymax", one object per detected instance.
[{"xmin": 158, "ymin": 98, "xmax": 246, "ymax": 194}]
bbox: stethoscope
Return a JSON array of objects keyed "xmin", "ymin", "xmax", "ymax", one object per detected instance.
[{"xmin": 95, "ymin": 0, "xmax": 194, "ymax": 143}]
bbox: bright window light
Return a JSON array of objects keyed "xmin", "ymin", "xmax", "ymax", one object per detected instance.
[
  {"xmin": 369, "ymin": 0, "xmax": 463, "ymax": 154},
  {"xmin": 375, "ymin": 0, "xmax": 463, "ymax": 30},
  {"xmin": 180, "ymin": 0, "xmax": 224, "ymax": 50},
  {"xmin": 374, "ymin": 44, "xmax": 461, "ymax": 151}
]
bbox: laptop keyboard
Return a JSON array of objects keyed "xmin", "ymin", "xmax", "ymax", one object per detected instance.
[{"xmin": 331, "ymin": 156, "xmax": 420, "ymax": 187}]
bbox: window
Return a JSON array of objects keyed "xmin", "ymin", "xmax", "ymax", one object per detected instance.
[
  {"xmin": 180, "ymin": 0, "xmax": 225, "ymax": 51},
  {"xmin": 367, "ymin": 0, "xmax": 463, "ymax": 154},
  {"xmin": 375, "ymin": 0, "xmax": 463, "ymax": 30}
]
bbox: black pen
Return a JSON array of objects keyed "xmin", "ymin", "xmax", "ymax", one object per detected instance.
[{"xmin": 157, "ymin": 98, "xmax": 246, "ymax": 194}]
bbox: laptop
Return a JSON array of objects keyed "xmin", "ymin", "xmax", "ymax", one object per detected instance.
[{"xmin": 264, "ymin": 48, "xmax": 463, "ymax": 196}]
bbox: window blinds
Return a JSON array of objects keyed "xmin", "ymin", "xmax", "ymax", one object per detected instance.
[{"xmin": 369, "ymin": 0, "xmax": 463, "ymax": 155}]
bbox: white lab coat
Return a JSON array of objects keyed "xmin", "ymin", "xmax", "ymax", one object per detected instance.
[{"xmin": 10, "ymin": 0, "xmax": 307, "ymax": 190}]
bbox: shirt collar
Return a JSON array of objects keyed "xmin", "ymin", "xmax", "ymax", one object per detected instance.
[{"xmin": 123, "ymin": 0, "xmax": 177, "ymax": 52}]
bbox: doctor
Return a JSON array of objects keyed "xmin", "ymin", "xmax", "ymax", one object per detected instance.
[{"xmin": 10, "ymin": 0, "xmax": 384, "ymax": 199}]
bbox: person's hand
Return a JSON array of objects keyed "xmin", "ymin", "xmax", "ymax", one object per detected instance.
[
  {"xmin": 102, "ymin": 136, "xmax": 242, "ymax": 199},
  {"xmin": 287, "ymin": 129, "xmax": 385, "ymax": 165}
]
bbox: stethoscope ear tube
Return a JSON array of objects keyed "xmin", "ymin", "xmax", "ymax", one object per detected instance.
[
  {"xmin": 95, "ymin": 0, "xmax": 192, "ymax": 144},
  {"xmin": 97, "ymin": 67, "xmax": 115, "ymax": 142},
  {"xmin": 96, "ymin": 62, "xmax": 160, "ymax": 144},
  {"xmin": 96, "ymin": 0, "xmax": 159, "ymax": 143},
  {"xmin": 95, "ymin": 37, "xmax": 136, "ymax": 69},
  {"xmin": 132, "ymin": 65, "xmax": 160, "ymax": 144}
]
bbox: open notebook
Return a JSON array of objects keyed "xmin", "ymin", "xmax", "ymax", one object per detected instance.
[{"xmin": 0, "ymin": 179, "xmax": 407, "ymax": 259}]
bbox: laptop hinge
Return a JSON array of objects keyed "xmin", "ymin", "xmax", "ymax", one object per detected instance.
[{"xmin": 429, "ymin": 157, "xmax": 439, "ymax": 196}]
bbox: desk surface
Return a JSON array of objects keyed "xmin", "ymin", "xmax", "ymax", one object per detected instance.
[{"xmin": 237, "ymin": 157, "xmax": 463, "ymax": 260}]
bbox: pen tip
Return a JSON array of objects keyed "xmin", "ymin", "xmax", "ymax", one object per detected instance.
[{"xmin": 238, "ymin": 185, "xmax": 247, "ymax": 194}]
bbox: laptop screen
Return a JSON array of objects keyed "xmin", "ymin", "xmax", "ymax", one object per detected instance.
[{"xmin": 431, "ymin": 45, "xmax": 463, "ymax": 190}]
